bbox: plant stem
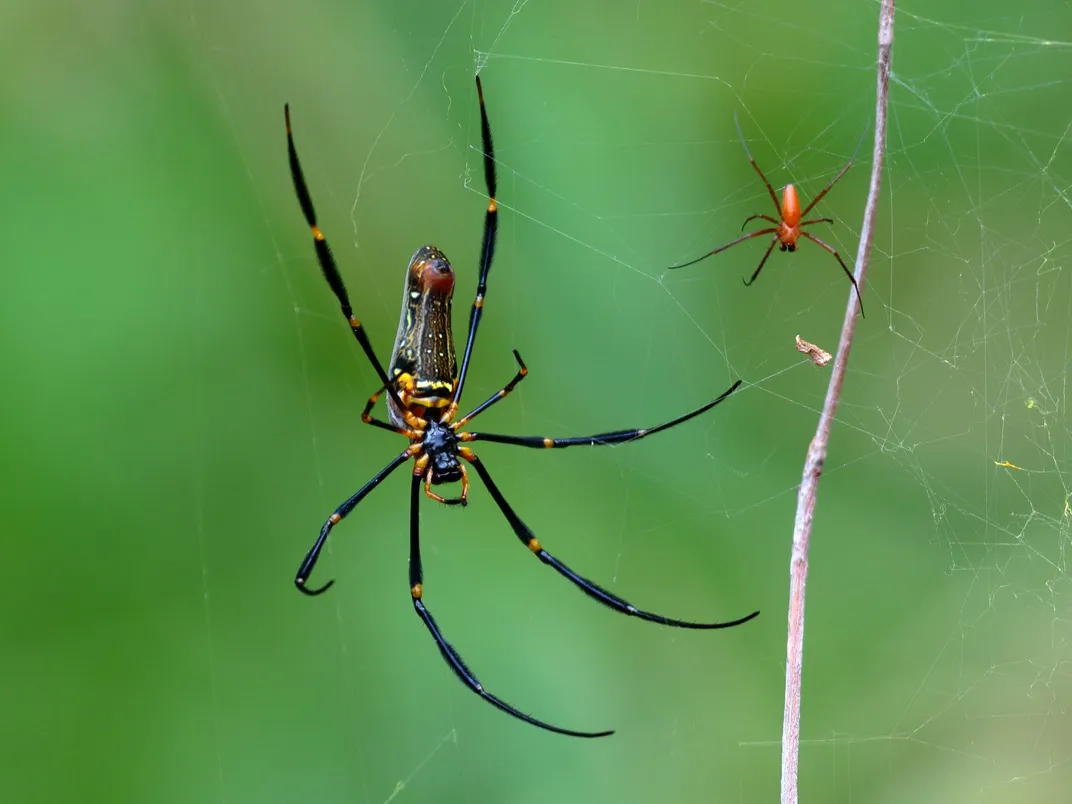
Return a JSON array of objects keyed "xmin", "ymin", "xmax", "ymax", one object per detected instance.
[{"xmin": 779, "ymin": 2, "xmax": 896, "ymax": 802}]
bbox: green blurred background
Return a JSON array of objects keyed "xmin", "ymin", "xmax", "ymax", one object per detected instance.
[{"xmin": 4, "ymin": 0, "xmax": 1071, "ymax": 801}]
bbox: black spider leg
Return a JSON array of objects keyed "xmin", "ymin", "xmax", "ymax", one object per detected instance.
[
  {"xmin": 461, "ymin": 452, "xmax": 759, "ymax": 629},
  {"xmin": 406, "ymin": 475, "xmax": 614, "ymax": 738},
  {"xmin": 452, "ymin": 350, "xmax": 527, "ymax": 430},
  {"xmin": 450, "ymin": 75, "xmax": 499, "ymax": 410},
  {"xmin": 295, "ymin": 448, "xmax": 415, "ymax": 596},
  {"xmin": 285, "ymin": 105, "xmax": 408, "ymax": 414},
  {"xmin": 467, "ymin": 379, "xmax": 743, "ymax": 449},
  {"xmin": 361, "ymin": 384, "xmax": 417, "ymax": 437}
]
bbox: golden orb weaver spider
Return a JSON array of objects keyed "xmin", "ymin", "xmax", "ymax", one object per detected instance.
[{"xmin": 284, "ymin": 76, "xmax": 759, "ymax": 738}]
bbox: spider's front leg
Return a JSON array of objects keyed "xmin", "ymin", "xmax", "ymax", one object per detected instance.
[
  {"xmin": 361, "ymin": 384, "xmax": 423, "ymax": 437},
  {"xmin": 448, "ymin": 349, "xmax": 528, "ymax": 430}
]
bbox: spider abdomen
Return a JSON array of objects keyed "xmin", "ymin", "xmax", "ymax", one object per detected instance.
[
  {"xmin": 388, "ymin": 245, "xmax": 458, "ymax": 428},
  {"xmin": 780, "ymin": 183, "xmax": 801, "ymax": 227}
]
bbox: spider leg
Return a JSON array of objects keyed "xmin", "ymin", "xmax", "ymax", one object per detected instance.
[
  {"xmin": 406, "ymin": 475, "xmax": 613, "ymax": 738},
  {"xmin": 743, "ymin": 235, "xmax": 781, "ymax": 286},
  {"xmin": 423, "ymin": 462, "xmax": 469, "ymax": 506},
  {"xmin": 667, "ymin": 228, "xmax": 778, "ymax": 270},
  {"xmin": 362, "ymin": 384, "xmax": 421, "ymax": 437},
  {"xmin": 461, "ymin": 451, "xmax": 758, "ymax": 629},
  {"xmin": 295, "ymin": 447, "xmax": 416, "ymax": 596},
  {"xmin": 799, "ymin": 121, "xmax": 868, "ymax": 218},
  {"xmin": 741, "ymin": 213, "xmax": 780, "ymax": 231},
  {"xmin": 798, "ymin": 218, "xmax": 834, "ymax": 227},
  {"xmin": 799, "ymin": 231, "xmax": 865, "ymax": 317},
  {"xmin": 463, "ymin": 379, "xmax": 741, "ymax": 449},
  {"xmin": 449, "ymin": 350, "xmax": 528, "ymax": 429},
  {"xmin": 734, "ymin": 111, "xmax": 783, "ymax": 217},
  {"xmin": 284, "ymin": 105, "xmax": 407, "ymax": 414},
  {"xmin": 451, "ymin": 76, "xmax": 500, "ymax": 410},
  {"xmin": 666, "ymin": 112, "xmax": 789, "ymax": 272},
  {"xmin": 798, "ymin": 162, "xmax": 852, "ymax": 219}
]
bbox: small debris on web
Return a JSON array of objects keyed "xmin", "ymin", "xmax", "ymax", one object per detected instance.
[{"xmin": 795, "ymin": 335, "xmax": 832, "ymax": 367}]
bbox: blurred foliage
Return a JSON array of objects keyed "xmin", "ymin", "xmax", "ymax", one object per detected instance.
[{"xmin": 3, "ymin": 0, "xmax": 1072, "ymax": 802}]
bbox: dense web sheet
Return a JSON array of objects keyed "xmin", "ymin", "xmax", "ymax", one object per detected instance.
[{"xmin": 190, "ymin": 0, "xmax": 1072, "ymax": 801}]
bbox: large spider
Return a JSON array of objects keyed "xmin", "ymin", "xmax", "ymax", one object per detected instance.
[
  {"xmin": 284, "ymin": 76, "xmax": 759, "ymax": 738},
  {"xmin": 669, "ymin": 113, "xmax": 865, "ymax": 317}
]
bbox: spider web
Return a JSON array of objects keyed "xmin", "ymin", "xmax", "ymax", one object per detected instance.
[{"xmin": 169, "ymin": 0, "xmax": 1072, "ymax": 801}]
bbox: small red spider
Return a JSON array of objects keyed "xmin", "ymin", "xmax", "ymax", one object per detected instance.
[{"xmin": 670, "ymin": 114, "xmax": 866, "ymax": 317}]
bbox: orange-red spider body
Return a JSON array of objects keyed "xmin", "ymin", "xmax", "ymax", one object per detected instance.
[
  {"xmin": 781, "ymin": 184, "xmax": 800, "ymax": 229},
  {"xmin": 670, "ymin": 115, "xmax": 866, "ymax": 316},
  {"xmin": 778, "ymin": 183, "xmax": 801, "ymax": 250}
]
